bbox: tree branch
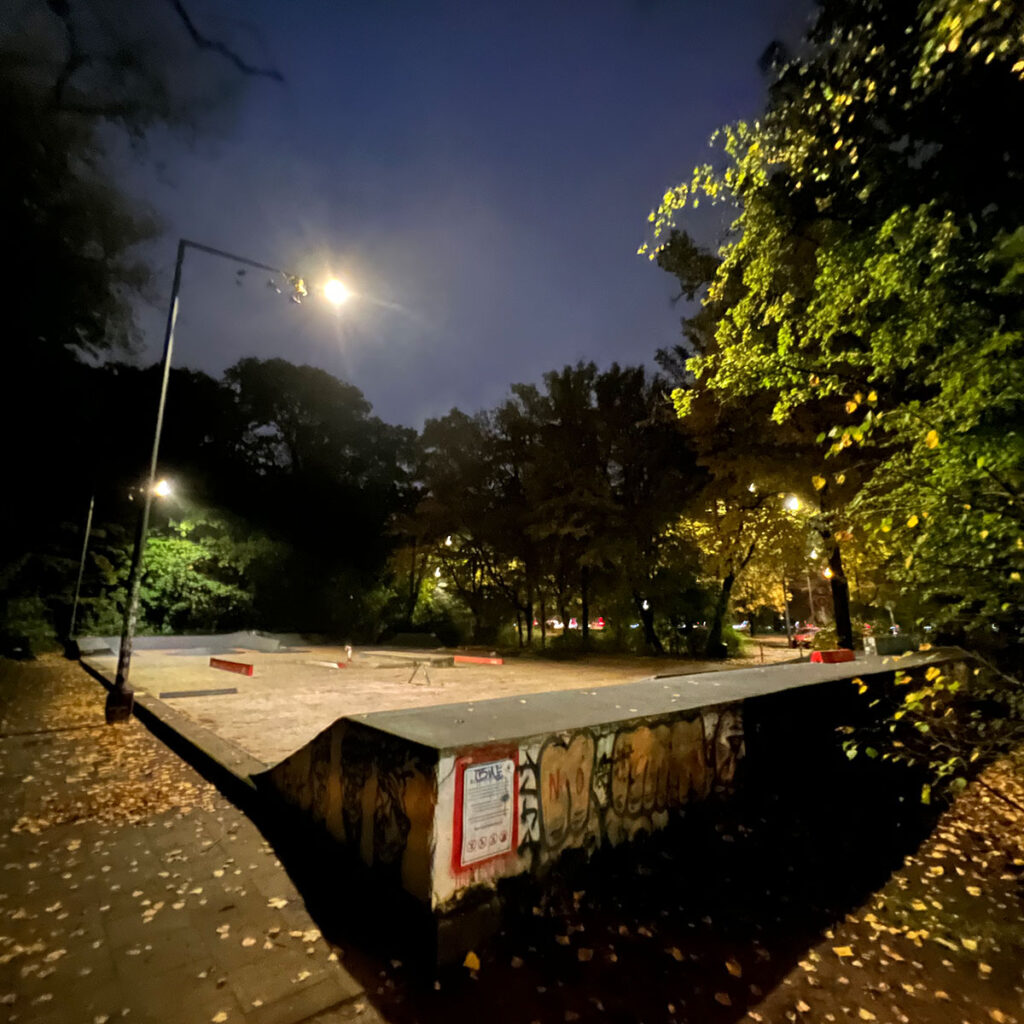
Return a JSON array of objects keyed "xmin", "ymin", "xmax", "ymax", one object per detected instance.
[{"xmin": 166, "ymin": 0, "xmax": 284, "ymax": 82}]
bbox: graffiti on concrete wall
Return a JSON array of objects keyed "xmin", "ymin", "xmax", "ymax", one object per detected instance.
[
  {"xmin": 516, "ymin": 705, "xmax": 744, "ymax": 865},
  {"xmin": 540, "ymin": 732, "xmax": 598, "ymax": 849},
  {"xmin": 267, "ymin": 722, "xmax": 436, "ymax": 900}
]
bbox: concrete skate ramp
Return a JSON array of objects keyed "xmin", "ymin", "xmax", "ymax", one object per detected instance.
[{"xmin": 256, "ymin": 647, "xmax": 974, "ymax": 954}]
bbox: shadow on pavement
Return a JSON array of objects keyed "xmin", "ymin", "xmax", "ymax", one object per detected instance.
[{"xmin": 235, "ymin": 688, "xmax": 942, "ymax": 1024}]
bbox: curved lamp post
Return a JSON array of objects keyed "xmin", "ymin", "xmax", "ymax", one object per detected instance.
[{"xmin": 107, "ymin": 239, "xmax": 349, "ymax": 723}]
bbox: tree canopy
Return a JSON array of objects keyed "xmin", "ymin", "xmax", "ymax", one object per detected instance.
[{"xmin": 642, "ymin": 0, "xmax": 1024, "ymax": 653}]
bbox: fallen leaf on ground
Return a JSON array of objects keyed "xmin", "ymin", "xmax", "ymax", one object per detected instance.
[{"xmin": 463, "ymin": 951, "xmax": 480, "ymax": 971}]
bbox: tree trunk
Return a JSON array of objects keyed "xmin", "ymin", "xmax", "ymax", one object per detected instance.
[
  {"xmin": 539, "ymin": 594, "xmax": 547, "ymax": 648},
  {"xmin": 634, "ymin": 593, "xmax": 664, "ymax": 654},
  {"xmin": 705, "ymin": 572, "xmax": 735, "ymax": 659},
  {"xmin": 782, "ymin": 576, "xmax": 792, "ymax": 646},
  {"xmin": 828, "ymin": 544, "xmax": 854, "ymax": 650},
  {"xmin": 406, "ymin": 537, "xmax": 421, "ymax": 623},
  {"xmin": 580, "ymin": 566, "xmax": 590, "ymax": 645}
]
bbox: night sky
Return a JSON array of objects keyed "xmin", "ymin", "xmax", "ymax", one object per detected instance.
[{"xmin": 123, "ymin": 0, "xmax": 814, "ymax": 428}]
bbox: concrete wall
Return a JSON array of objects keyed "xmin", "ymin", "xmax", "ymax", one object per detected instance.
[
  {"xmin": 262, "ymin": 720, "xmax": 439, "ymax": 903},
  {"xmin": 257, "ymin": 649, "xmax": 974, "ymax": 920},
  {"xmin": 430, "ymin": 704, "xmax": 743, "ymax": 908},
  {"xmin": 259, "ymin": 703, "xmax": 743, "ymax": 912}
]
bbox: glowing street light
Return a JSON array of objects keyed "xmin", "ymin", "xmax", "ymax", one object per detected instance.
[
  {"xmin": 323, "ymin": 278, "xmax": 352, "ymax": 306},
  {"xmin": 109, "ymin": 239, "xmax": 350, "ymax": 723},
  {"xmin": 152, "ymin": 478, "xmax": 173, "ymax": 498},
  {"xmin": 784, "ymin": 495, "xmax": 801, "ymax": 512}
]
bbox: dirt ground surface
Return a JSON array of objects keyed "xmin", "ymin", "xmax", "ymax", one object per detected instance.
[{"xmin": 83, "ymin": 641, "xmax": 798, "ymax": 765}]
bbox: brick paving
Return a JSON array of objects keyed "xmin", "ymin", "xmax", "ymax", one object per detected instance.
[{"xmin": 0, "ymin": 657, "xmax": 381, "ymax": 1024}]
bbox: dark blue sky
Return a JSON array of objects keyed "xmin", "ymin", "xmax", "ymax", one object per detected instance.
[{"xmin": 126, "ymin": 0, "xmax": 814, "ymax": 427}]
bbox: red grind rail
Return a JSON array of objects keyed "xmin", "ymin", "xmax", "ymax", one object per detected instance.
[
  {"xmin": 453, "ymin": 654, "xmax": 504, "ymax": 666},
  {"xmin": 209, "ymin": 657, "xmax": 254, "ymax": 676},
  {"xmin": 810, "ymin": 649, "xmax": 856, "ymax": 664}
]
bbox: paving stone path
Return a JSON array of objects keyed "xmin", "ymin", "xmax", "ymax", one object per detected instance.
[{"xmin": 0, "ymin": 657, "xmax": 380, "ymax": 1024}]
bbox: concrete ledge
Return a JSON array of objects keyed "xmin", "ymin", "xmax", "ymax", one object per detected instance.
[{"xmin": 349, "ymin": 648, "xmax": 963, "ymax": 749}]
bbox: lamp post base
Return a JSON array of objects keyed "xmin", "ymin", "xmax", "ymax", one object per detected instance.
[{"xmin": 105, "ymin": 686, "xmax": 135, "ymax": 725}]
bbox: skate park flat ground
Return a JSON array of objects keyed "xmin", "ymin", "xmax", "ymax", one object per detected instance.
[{"xmin": 80, "ymin": 641, "xmax": 798, "ymax": 766}]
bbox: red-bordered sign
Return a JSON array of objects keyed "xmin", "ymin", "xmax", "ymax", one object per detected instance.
[{"xmin": 451, "ymin": 746, "xmax": 519, "ymax": 874}]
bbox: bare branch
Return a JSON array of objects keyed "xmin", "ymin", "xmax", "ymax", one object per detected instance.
[{"xmin": 166, "ymin": 0, "xmax": 284, "ymax": 82}]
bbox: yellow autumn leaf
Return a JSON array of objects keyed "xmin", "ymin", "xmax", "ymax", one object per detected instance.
[
  {"xmin": 812, "ymin": 475, "xmax": 827, "ymax": 491},
  {"xmin": 463, "ymin": 950, "xmax": 480, "ymax": 971},
  {"xmin": 726, "ymin": 958, "xmax": 742, "ymax": 977},
  {"xmin": 714, "ymin": 992, "xmax": 732, "ymax": 1006},
  {"xmin": 925, "ymin": 429, "xmax": 939, "ymax": 448},
  {"xmin": 858, "ymin": 1009, "xmax": 876, "ymax": 1021},
  {"xmin": 867, "ymin": 390, "xmax": 878, "ymax": 403},
  {"xmin": 832, "ymin": 946, "xmax": 854, "ymax": 957},
  {"xmin": 796, "ymin": 999, "xmax": 811, "ymax": 1013},
  {"xmin": 990, "ymin": 1011, "xmax": 1009, "ymax": 1023},
  {"xmin": 966, "ymin": 885, "xmax": 982, "ymax": 896},
  {"xmin": 845, "ymin": 400, "xmax": 858, "ymax": 414},
  {"xmin": 906, "ymin": 515, "xmax": 919, "ymax": 528},
  {"xmin": 961, "ymin": 937, "xmax": 978, "ymax": 951},
  {"xmin": 911, "ymin": 901, "xmax": 928, "ymax": 911}
]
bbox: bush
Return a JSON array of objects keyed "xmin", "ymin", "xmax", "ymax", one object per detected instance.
[{"xmin": 0, "ymin": 595, "xmax": 58, "ymax": 657}]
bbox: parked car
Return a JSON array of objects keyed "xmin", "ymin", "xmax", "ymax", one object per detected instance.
[{"xmin": 790, "ymin": 624, "xmax": 821, "ymax": 648}]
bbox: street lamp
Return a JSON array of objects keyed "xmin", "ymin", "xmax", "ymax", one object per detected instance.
[
  {"xmin": 323, "ymin": 278, "xmax": 352, "ymax": 306},
  {"xmin": 69, "ymin": 478, "xmax": 174, "ymax": 650},
  {"xmin": 107, "ymin": 239, "xmax": 348, "ymax": 723}
]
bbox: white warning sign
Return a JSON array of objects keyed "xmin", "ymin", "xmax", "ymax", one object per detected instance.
[{"xmin": 460, "ymin": 758, "xmax": 515, "ymax": 866}]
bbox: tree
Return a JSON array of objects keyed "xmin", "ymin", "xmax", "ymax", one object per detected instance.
[
  {"xmin": 406, "ymin": 364, "xmax": 703, "ymax": 651},
  {"xmin": 642, "ymin": 0, "xmax": 1024, "ymax": 655},
  {"xmin": 0, "ymin": 0, "xmax": 284, "ymax": 646}
]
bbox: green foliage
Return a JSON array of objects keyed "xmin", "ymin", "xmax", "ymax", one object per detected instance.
[
  {"xmin": 72, "ymin": 513, "xmax": 286, "ymax": 637},
  {"xmin": 643, "ymin": 0, "xmax": 1024, "ymax": 790},
  {"xmin": 643, "ymin": 0, "xmax": 1024, "ymax": 652},
  {"xmin": 841, "ymin": 661, "xmax": 1024, "ymax": 802}
]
